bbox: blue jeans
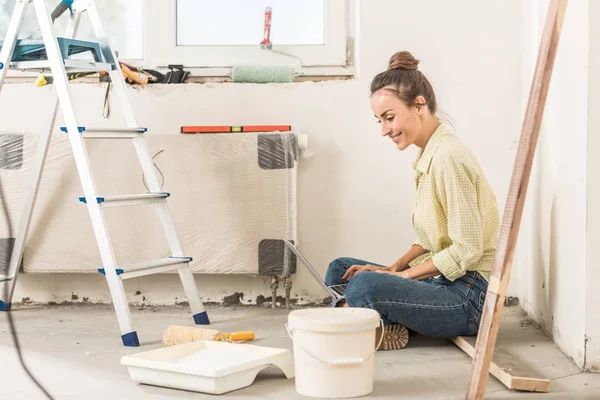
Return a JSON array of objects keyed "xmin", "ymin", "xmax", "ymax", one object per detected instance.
[{"xmin": 325, "ymin": 257, "xmax": 487, "ymax": 337}]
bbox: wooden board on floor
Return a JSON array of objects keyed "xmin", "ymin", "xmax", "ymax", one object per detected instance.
[{"xmin": 453, "ymin": 336, "xmax": 550, "ymax": 393}]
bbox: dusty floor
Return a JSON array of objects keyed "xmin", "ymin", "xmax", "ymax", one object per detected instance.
[{"xmin": 0, "ymin": 304, "xmax": 599, "ymax": 400}]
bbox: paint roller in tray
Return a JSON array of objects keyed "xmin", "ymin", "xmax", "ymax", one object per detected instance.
[
  {"xmin": 162, "ymin": 326, "xmax": 255, "ymax": 346},
  {"xmin": 231, "ymin": 6, "xmax": 301, "ymax": 83}
]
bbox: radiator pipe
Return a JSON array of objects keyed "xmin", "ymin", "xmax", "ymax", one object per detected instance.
[
  {"xmin": 284, "ymin": 276, "xmax": 293, "ymax": 309},
  {"xmin": 270, "ymin": 275, "xmax": 279, "ymax": 309}
]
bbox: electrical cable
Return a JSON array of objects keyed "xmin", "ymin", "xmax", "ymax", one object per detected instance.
[
  {"xmin": 0, "ymin": 2, "xmax": 79, "ymax": 397},
  {"xmin": 102, "ymin": 79, "xmax": 111, "ymax": 118},
  {"xmin": 0, "ymin": 175, "xmax": 54, "ymax": 399},
  {"xmin": 142, "ymin": 149, "xmax": 165, "ymax": 191}
]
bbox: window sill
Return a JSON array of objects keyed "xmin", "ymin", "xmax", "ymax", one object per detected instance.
[{"xmin": 3, "ymin": 65, "xmax": 355, "ymax": 85}]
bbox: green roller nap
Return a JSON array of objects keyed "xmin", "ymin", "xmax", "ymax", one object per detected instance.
[
  {"xmin": 0, "ymin": 37, "xmax": 102, "ymax": 62},
  {"xmin": 231, "ymin": 65, "xmax": 294, "ymax": 83}
]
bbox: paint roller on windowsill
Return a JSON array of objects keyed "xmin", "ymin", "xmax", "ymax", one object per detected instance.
[{"xmin": 231, "ymin": 6, "xmax": 300, "ymax": 83}]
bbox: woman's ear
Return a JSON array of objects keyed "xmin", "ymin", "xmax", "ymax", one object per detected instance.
[{"xmin": 414, "ymin": 95, "xmax": 427, "ymax": 115}]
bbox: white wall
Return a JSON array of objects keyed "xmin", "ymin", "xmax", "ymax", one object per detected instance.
[
  {"xmin": 513, "ymin": 0, "xmax": 591, "ymax": 369},
  {"xmin": 1, "ymin": 1, "xmax": 523, "ymax": 306},
  {"xmin": 586, "ymin": 0, "xmax": 600, "ymax": 372}
]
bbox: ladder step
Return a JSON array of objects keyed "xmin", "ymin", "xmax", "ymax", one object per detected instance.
[
  {"xmin": 60, "ymin": 126, "xmax": 147, "ymax": 138},
  {"xmin": 120, "ymin": 257, "xmax": 192, "ymax": 280},
  {"xmin": 0, "ymin": 275, "xmax": 13, "ymax": 283},
  {"xmin": 79, "ymin": 193, "xmax": 170, "ymax": 208}
]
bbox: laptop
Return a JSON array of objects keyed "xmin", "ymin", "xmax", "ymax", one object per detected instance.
[{"xmin": 283, "ymin": 239, "xmax": 347, "ymax": 300}]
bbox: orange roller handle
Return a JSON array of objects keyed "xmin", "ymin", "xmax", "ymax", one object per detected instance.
[{"xmin": 224, "ymin": 331, "xmax": 255, "ymax": 342}]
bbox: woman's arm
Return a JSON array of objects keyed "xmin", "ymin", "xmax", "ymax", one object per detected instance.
[
  {"xmin": 429, "ymin": 155, "xmax": 483, "ymax": 281},
  {"xmin": 377, "ymin": 258, "xmax": 440, "ymax": 280},
  {"xmin": 342, "ymin": 243, "xmax": 428, "ymax": 281},
  {"xmin": 388, "ymin": 243, "xmax": 429, "ymax": 272},
  {"xmin": 378, "ymin": 156, "xmax": 486, "ymax": 282}
]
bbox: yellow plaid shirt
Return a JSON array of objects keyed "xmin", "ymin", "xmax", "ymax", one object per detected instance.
[{"xmin": 408, "ymin": 123, "xmax": 499, "ymax": 282}]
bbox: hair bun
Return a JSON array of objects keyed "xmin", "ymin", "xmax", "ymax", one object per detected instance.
[{"xmin": 388, "ymin": 51, "xmax": 419, "ymax": 71}]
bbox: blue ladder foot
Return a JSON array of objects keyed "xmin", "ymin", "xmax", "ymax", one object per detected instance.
[
  {"xmin": 193, "ymin": 311, "xmax": 210, "ymax": 325},
  {"xmin": 0, "ymin": 301, "xmax": 11, "ymax": 312},
  {"xmin": 121, "ymin": 331, "xmax": 140, "ymax": 347}
]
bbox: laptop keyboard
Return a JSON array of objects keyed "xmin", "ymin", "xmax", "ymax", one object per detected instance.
[{"xmin": 329, "ymin": 284, "xmax": 347, "ymax": 296}]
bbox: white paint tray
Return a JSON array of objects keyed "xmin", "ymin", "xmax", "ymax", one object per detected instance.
[{"xmin": 121, "ymin": 340, "xmax": 294, "ymax": 395}]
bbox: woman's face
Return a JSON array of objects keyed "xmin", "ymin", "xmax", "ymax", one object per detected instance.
[{"xmin": 370, "ymin": 89, "xmax": 424, "ymax": 151}]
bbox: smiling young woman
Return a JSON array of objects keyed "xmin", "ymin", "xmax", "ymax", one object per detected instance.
[{"xmin": 324, "ymin": 51, "xmax": 500, "ymax": 351}]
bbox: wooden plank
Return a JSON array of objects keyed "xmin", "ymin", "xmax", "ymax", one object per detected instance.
[
  {"xmin": 466, "ymin": 1, "xmax": 568, "ymax": 398},
  {"xmin": 453, "ymin": 336, "xmax": 550, "ymax": 393}
]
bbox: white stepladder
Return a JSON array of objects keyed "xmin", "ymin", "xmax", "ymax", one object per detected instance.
[{"xmin": 0, "ymin": 0, "xmax": 210, "ymax": 346}]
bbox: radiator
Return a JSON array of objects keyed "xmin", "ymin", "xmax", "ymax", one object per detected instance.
[{"xmin": 0, "ymin": 131, "xmax": 298, "ymax": 276}]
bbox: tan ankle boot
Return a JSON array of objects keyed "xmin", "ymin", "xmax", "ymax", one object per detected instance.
[{"xmin": 375, "ymin": 324, "xmax": 409, "ymax": 350}]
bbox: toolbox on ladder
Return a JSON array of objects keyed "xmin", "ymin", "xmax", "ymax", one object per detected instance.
[{"xmin": 0, "ymin": 37, "xmax": 103, "ymax": 62}]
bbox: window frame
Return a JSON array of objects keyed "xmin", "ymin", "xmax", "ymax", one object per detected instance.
[
  {"xmin": 139, "ymin": 0, "xmax": 352, "ymax": 76},
  {"xmin": 3, "ymin": 0, "xmax": 355, "ymax": 80}
]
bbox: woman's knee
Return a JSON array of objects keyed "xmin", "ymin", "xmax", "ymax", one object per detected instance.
[
  {"xmin": 325, "ymin": 257, "xmax": 354, "ymax": 286},
  {"xmin": 345, "ymin": 272, "xmax": 380, "ymax": 306}
]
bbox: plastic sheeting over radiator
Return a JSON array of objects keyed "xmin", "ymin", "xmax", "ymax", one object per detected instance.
[{"xmin": 0, "ymin": 130, "xmax": 299, "ymax": 276}]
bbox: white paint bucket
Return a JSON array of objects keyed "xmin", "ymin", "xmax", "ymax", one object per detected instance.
[{"xmin": 286, "ymin": 308, "xmax": 383, "ymax": 398}]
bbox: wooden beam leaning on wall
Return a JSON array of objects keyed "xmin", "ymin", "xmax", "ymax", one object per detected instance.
[{"xmin": 452, "ymin": 0, "xmax": 568, "ymax": 398}]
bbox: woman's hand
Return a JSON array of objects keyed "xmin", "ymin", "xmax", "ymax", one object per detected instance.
[{"xmin": 342, "ymin": 264, "xmax": 387, "ymax": 281}]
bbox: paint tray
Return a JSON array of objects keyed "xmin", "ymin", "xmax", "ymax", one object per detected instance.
[{"xmin": 121, "ymin": 340, "xmax": 294, "ymax": 395}]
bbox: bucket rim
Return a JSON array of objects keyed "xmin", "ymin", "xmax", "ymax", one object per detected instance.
[{"xmin": 287, "ymin": 308, "xmax": 381, "ymax": 333}]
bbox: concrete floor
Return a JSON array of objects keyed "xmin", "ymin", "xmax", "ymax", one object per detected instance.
[{"xmin": 1, "ymin": 304, "xmax": 599, "ymax": 400}]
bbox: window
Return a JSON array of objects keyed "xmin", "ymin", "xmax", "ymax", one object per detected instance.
[
  {"xmin": 144, "ymin": 0, "xmax": 350, "ymax": 72},
  {"xmin": 1, "ymin": 0, "xmax": 353, "ymax": 77},
  {"xmin": 176, "ymin": 0, "xmax": 326, "ymax": 46}
]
